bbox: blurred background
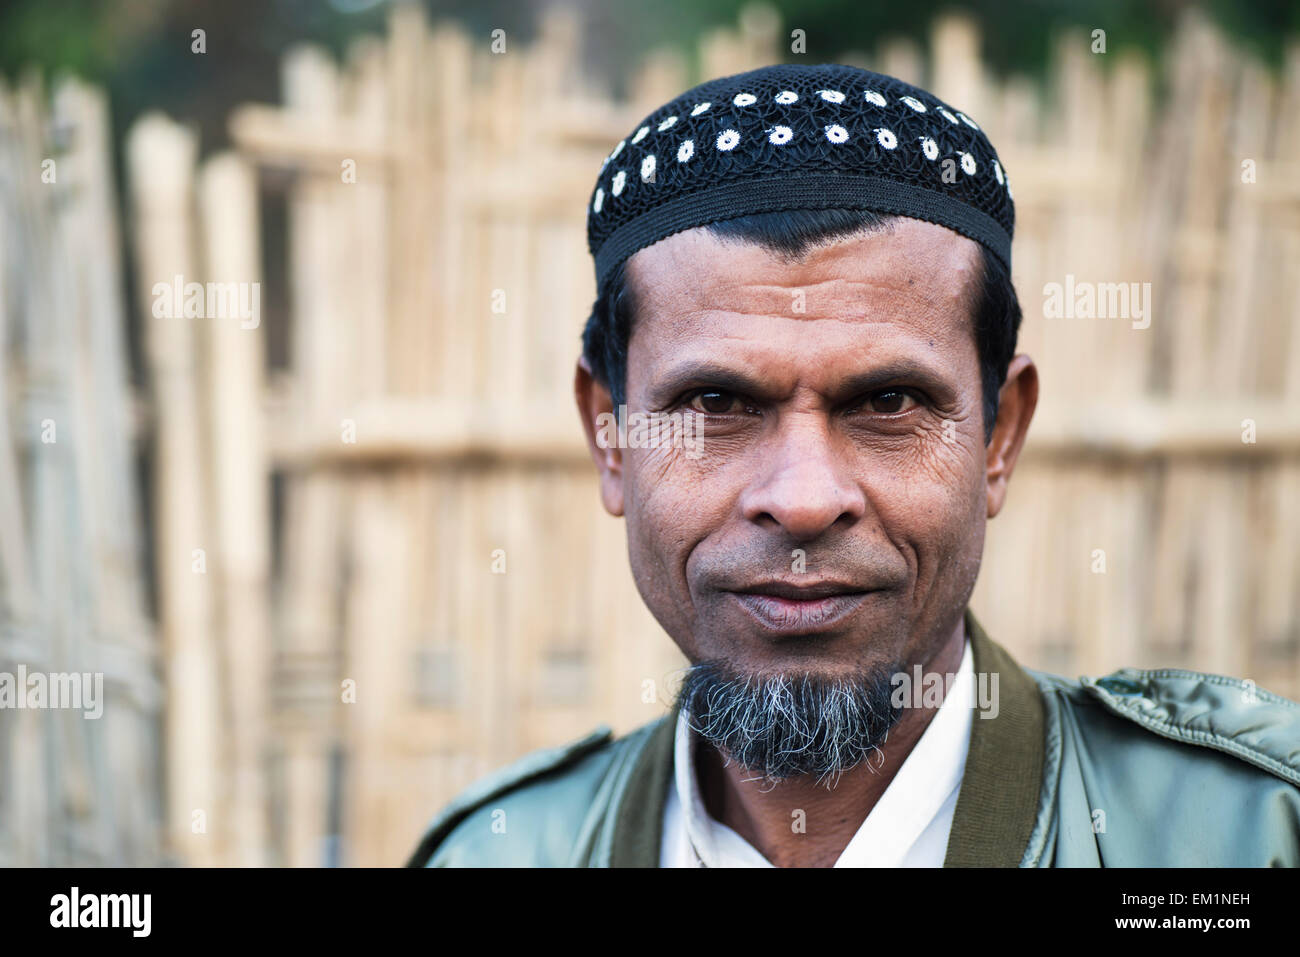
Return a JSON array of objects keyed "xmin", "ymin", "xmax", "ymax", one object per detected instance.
[{"xmin": 1, "ymin": 0, "xmax": 1298, "ymax": 867}]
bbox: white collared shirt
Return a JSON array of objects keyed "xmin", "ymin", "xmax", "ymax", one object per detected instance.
[{"xmin": 660, "ymin": 636, "xmax": 974, "ymax": 867}]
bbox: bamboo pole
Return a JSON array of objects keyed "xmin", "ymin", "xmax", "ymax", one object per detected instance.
[
  {"xmin": 126, "ymin": 113, "xmax": 221, "ymax": 866},
  {"xmin": 197, "ymin": 152, "xmax": 272, "ymax": 865},
  {"xmin": 277, "ymin": 42, "xmax": 347, "ymax": 868}
]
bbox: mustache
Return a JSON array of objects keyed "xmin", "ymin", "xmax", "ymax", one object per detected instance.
[{"xmin": 692, "ymin": 542, "xmax": 906, "ymax": 594}]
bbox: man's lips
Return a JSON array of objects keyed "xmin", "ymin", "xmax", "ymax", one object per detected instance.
[
  {"xmin": 724, "ymin": 580, "xmax": 878, "ymax": 633},
  {"xmin": 731, "ymin": 579, "xmax": 866, "ymax": 600}
]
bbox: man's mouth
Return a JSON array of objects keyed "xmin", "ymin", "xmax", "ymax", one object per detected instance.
[{"xmin": 726, "ymin": 580, "xmax": 876, "ymax": 634}]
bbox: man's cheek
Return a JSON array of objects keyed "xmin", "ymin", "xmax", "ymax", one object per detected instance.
[
  {"xmin": 908, "ymin": 477, "xmax": 986, "ymax": 591},
  {"xmin": 625, "ymin": 441, "xmax": 733, "ymax": 527},
  {"xmin": 869, "ymin": 450, "xmax": 982, "ymax": 573},
  {"xmin": 625, "ymin": 450, "xmax": 701, "ymax": 562},
  {"xmin": 869, "ymin": 433, "xmax": 979, "ymax": 511},
  {"xmin": 906, "ymin": 410, "xmax": 985, "ymax": 482}
]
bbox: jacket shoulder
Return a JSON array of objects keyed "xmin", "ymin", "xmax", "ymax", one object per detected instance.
[
  {"xmin": 1031, "ymin": 666, "xmax": 1300, "ymax": 786},
  {"xmin": 406, "ymin": 722, "xmax": 655, "ymax": 867}
]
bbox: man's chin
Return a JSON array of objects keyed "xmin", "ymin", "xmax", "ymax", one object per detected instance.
[
  {"xmin": 676, "ymin": 657, "xmax": 904, "ymax": 784},
  {"xmin": 690, "ymin": 617, "xmax": 909, "ymax": 680}
]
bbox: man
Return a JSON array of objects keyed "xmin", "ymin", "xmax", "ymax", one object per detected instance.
[{"xmin": 408, "ymin": 64, "xmax": 1300, "ymax": 867}]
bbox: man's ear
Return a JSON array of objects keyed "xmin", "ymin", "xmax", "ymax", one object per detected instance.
[
  {"xmin": 574, "ymin": 356, "xmax": 625, "ymax": 517},
  {"xmin": 986, "ymin": 354, "xmax": 1038, "ymax": 519}
]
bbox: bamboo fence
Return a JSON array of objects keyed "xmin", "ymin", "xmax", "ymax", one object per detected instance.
[
  {"xmin": 5, "ymin": 2, "xmax": 1299, "ymax": 866},
  {"xmin": 0, "ymin": 77, "xmax": 161, "ymax": 865}
]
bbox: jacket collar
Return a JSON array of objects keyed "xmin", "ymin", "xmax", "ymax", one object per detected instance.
[
  {"xmin": 942, "ymin": 608, "xmax": 1045, "ymax": 866},
  {"xmin": 607, "ymin": 608, "xmax": 1045, "ymax": 867}
]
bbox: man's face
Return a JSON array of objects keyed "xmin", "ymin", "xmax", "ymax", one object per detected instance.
[{"xmin": 584, "ymin": 218, "xmax": 1015, "ymax": 683}]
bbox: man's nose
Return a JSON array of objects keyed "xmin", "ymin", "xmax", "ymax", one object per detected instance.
[{"xmin": 738, "ymin": 418, "xmax": 867, "ymax": 542}]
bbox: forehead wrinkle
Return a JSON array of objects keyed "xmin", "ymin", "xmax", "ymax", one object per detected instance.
[
  {"xmin": 646, "ymin": 320, "xmax": 952, "ymax": 383},
  {"xmin": 646, "ymin": 291, "xmax": 968, "ymax": 339},
  {"xmin": 645, "ymin": 264, "xmax": 971, "ymax": 324},
  {"xmin": 656, "ymin": 308, "xmax": 912, "ymax": 333},
  {"xmin": 627, "ymin": 224, "xmax": 984, "ymax": 352}
]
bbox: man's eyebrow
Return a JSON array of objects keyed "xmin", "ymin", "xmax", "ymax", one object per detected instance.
[
  {"xmin": 833, "ymin": 361, "xmax": 957, "ymax": 400},
  {"xmin": 647, "ymin": 358, "xmax": 957, "ymax": 404},
  {"xmin": 648, "ymin": 362, "xmax": 767, "ymax": 403}
]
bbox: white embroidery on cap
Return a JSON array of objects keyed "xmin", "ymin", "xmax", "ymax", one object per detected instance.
[
  {"xmin": 957, "ymin": 112, "xmax": 980, "ymax": 130},
  {"xmin": 610, "ymin": 139, "xmax": 626, "ymax": 159},
  {"xmin": 774, "ymin": 90, "xmax": 798, "ymax": 104},
  {"xmin": 959, "ymin": 151, "xmax": 977, "ymax": 174},
  {"xmin": 901, "ymin": 95, "xmax": 927, "ymax": 112},
  {"xmin": 631, "ymin": 126, "xmax": 649, "ymax": 144},
  {"xmin": 733, "ymin": 92, "xmax": 757, "ymax": 107},
  {"xmin": 818, "ymin": 89, "xmax": 846, "ymax": 103},
  {"xmin": 825, "ymin": 124, "xmax": 849, "ymax": 144},
  {"xmin": 768, "ymin": 125, "xmax": 793, "ymax": 145},
  {"xmin": 657, "ymin": 116, "xmax": 678, "ymax": 132},
  {"xmin": 592, "ymin": 188, "xmax": 604, "ymax": 213},
  {"xmin": 920, "ymin": 136, "xmax": 939, "ymax": 160},
  {"xmin": 863, "ymin": 90, "xmax": 887, "ymax": 107},
  {"xmin": 641, "ymin": 155, "xmax": 656, "ymax": 181},
  {"xmin": 716, "ymin": 129, "xmax": 741, "ymax": 151},
  {"xmin": 939, "ymin": 109, "xmax": 959, "ymax": 125},
  {"xmin": 691, "ymin": 102, "xmax": 711, "ymax": 116},
  {"xmin": 876, "ymin": 127, "xmax": 898, "ymax": 149},
  {"xmin": 611, "ymin": 170, "xmax": 627, "ymax": 195},
  {"xmin": 677, "ymin": 139, "xmax": 695, "ymax": 162},
  {"xmin": 992, "ymin": 158, "xmax": 1004, "ymax": 184}
]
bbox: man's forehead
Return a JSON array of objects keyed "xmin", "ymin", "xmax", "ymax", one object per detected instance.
[{"xmin": 626, "ymin": 218, "xmax": 982, "ymax": 326}]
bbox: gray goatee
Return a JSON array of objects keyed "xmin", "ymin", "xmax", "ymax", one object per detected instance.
[{"xmin": 678, "ymin": 660, "xmax": 904, "ymax": 786}]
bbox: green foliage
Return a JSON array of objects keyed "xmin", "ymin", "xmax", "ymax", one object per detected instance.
[{"xmin": 1, "ymin": 0, "xmax": 1296, "ymax": 155}]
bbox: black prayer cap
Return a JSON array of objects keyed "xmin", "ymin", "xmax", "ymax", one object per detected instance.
[{"xmin": 587, "ymin": 63, "xmax": 1014, "ymax": 288}]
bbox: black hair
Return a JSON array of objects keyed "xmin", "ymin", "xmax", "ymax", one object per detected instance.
[{"xmin": 581, "ymin": 209, "xmax": 1022, "ymax": 444}]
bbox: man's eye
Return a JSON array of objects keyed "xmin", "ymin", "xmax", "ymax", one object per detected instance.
[
  {"xmin": 687, "ymin": 390, "xmax": 745, "ymax": 414},
  {"xmin": 864, "ymin": 390, "xmax": 918, "ymax": 414}
]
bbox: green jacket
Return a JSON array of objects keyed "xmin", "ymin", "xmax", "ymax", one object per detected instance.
[{"xmin": 408, "ymin": 610, "xmax": 1300, "ymax": 867}]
